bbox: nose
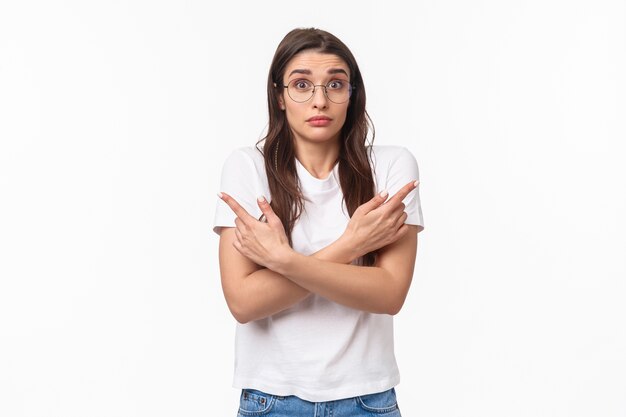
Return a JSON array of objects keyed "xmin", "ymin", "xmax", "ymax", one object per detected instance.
[{"xmin": 311, "ymin": 85, "xmax": 329, "ymax": 109}]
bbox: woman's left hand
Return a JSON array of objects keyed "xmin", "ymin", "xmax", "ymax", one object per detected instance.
[{"xmin": 218, "ymin": 192, "xmax": 293, "ymax": 270}]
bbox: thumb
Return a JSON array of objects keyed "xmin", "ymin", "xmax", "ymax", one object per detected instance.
[
  {"xmin": 256, "ymin": 195, "xmax": 282, "ymax": 227},
  {"xmin": 356, "ymin": 189, "xmax": 389, "ymax": 214}
]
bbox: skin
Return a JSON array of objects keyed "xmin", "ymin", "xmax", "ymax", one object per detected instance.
[
  {"xmin": 279, "ymin": 51, "xmax": 349, "ymax": 178},
  {"xmin": 218, "ymin": 51, "xmax": 420, "ymax": 323}
]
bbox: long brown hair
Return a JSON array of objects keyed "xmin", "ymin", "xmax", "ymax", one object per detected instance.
[{"xmin": 256, "ymin": 27, "xmax": 378, "ymax": 266}]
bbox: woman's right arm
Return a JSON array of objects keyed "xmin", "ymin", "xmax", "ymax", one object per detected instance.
[
  {"xmin": 219, "ymin": 181, "xmax": 416, "ymax": 323},
  {"xmin": 219, "ymin": 227, "xmax": 357, "ymax": 324}
]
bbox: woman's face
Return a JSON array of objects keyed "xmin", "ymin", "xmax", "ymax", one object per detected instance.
[{"xmin": 279, "ymin": 51, "xmax": 351, "ymax": 147}]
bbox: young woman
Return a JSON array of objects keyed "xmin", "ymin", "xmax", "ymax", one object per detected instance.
[{"xmin": 213, "ymin": 27, "xmax": 424, "ymax": 416}]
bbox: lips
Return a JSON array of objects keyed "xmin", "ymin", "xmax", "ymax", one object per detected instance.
[
  {"xmin": 307, "ymin": 116, "xmax": 332, "ymax": 127},
  {"xmin": 306, "ymin": 116, "xmax": 332, "ymax": 122}
]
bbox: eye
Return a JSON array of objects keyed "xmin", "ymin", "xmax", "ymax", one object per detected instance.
[
  {"xmin": 292, "ymin": 79, "xmax": 313, "ymax": 90},
  {"xmin": 327, "ymin": 80, "xmax": 346, "ymax": 90}
]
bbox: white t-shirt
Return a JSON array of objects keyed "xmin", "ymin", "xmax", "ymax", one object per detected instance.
[{"xmin": 213, "ymin": 145, "xmax": 424, "ymax": 402}]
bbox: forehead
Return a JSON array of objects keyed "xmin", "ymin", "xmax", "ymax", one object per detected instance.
[{"xmin": 284, "ymin": 51, "xmax": 350, "ymax": 78}]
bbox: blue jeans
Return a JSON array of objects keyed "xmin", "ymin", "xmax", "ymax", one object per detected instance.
[{"xmin": 236, "ymin": 387, "xmax": 402, "ymax": 417}]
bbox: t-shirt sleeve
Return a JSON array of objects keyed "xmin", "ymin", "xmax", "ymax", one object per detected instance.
[
  {"xmin": 383, "ymin": 147, "xmax": 425, "ymax": 233},
  {"xmin": 212, "ymin": 148, "xmax": 265, "ymax": 235}
]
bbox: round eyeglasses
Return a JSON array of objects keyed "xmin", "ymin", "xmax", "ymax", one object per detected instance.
[{"xmin": 281, "ymin": 79, "xmax": 354, "ymax": 104}]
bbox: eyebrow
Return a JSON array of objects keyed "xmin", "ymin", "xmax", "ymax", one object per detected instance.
[{"xmin": 287, "ymin": 68, "xmax": 349, "ymax": 78}]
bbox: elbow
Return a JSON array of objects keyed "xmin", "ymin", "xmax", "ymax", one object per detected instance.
[
  {"xmin": 225, "ymin": 298, "xmax": 252, "ymax": 324},
  {"xmin": 374, "ymin": 298, "xmax": 403, "ymax": 316},
  {"xmin": 222, "ymin": 281, "xmax": 255, "ymax": 324},
  {"xmin": 231, "ymin": 308, "xmax": 250, "ymax": 324},
  {"xmin": 386, "ymin": 301, "xmax": 403, "ymax": 316},
  {"xmin": 229, "ymin": 306, "xmax": 253, "ymax": 324},
  {"xmin": 385, "ymin": 290, "xmax": 408, "ymax": 315},
  {"xmin": 234, "ymin": 315, "xmax": 250, "ymax": 325}
]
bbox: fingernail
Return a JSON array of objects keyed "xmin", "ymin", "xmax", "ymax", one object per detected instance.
[
  {"xmin": 217, "ymin": 192, "xmax": 223, "ymax": 199},
  {"xmin": 413, "ymin": 180, "xmax": 420, "ymax": 187},
  {"xmin": 257, "ymin": 195, "xmax": 266, "ymax": 203},
  {"xmin": 379, "ymin": 189, "xmax": 388, "ymax": 198}
]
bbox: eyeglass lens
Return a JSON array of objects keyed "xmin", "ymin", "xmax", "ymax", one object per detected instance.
[{"xmin": 286, "ymin": 79, "xmax": 351, "ymax": 104}]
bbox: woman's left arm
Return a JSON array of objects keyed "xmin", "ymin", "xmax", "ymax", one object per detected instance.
[{"xmin": 273, "ymin": 226, "xmax": 418, "ymax": 315}]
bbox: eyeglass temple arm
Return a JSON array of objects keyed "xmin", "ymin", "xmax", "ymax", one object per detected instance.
[{"xmin": 272, "ymin": 82, "xmax": 356, "ymax": 89}]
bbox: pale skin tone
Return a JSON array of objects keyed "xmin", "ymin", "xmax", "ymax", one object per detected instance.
[{"xmin": 218, "ymin": 51, "xmax": 421, "ymax": 323}]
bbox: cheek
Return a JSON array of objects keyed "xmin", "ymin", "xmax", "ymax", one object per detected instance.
[
  {"xmin": 336, "ymin": 105, "xmax": 349, "ymax": 124},
  {"xmin": 285, "ymin": 105, "xmax": 304, "ymax": 120},
  {"xmin": 283, "ymin": 108, "xmax": 301, "ymax": 130}
]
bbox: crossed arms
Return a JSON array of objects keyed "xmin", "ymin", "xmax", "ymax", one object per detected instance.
[{"xmin": 217, "ymin": 181, "xmax": 420, "ymax": 323}]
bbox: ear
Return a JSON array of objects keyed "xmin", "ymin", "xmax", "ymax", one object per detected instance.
[{"xmin": 273, "ymin": 82, "xmax": 285, "ymax": 110}]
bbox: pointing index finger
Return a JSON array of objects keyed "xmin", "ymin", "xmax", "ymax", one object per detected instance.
[
  {"xmin": 218, "ymin": 192, "xmax": 256, "ymax": 223},
  {"xmin": 385, "ymin": 180, "xmax": 419, "ymax": 206}
]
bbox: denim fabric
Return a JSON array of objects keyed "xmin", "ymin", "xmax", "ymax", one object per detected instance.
[{"xmin": 236, "ymin": 387, "xmax": 402, "ymax": 417}]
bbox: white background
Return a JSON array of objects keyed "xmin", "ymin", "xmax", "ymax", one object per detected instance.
[{"xmin": 1, "ymin": 1, "xmax": 625, "ymax": 416}]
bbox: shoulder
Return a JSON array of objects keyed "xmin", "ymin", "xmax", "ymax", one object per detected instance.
[
  {"xmin": 221, "ymin": 146, "xmax": 266, "ymax": 173},
  {"xmin": 224, "ymin": 146, "xmax": 265, "ymax": 165},
  {"xmin": 218, "ymin": 145, "xmax": 270, "ymax": 191},
  {"xmin": 367, "ymin": 145, "xmax": 418, "ymax": 168},
  {"xmin": 217, "ymin": 145, "xmax": 271, "ymax": 201}
]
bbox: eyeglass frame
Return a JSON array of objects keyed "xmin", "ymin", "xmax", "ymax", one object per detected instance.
[{"xmin": 273, "ymin": 80, "xmax": 356, "ymax": 104}]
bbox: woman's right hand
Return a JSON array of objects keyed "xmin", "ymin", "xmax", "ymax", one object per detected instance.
[{"xmin": 342, "ymin": 180, "xmax": 419, "ymax": 259}]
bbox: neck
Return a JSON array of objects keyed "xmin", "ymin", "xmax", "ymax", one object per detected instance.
[{"xmin": 293, "ymin": 138, "xmax": 340, "ymax": 180}]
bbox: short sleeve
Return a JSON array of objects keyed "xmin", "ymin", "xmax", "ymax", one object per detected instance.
[
  {"xmin": 212, "ymin": 148, "xmax": 266, "ymax": 235},
  {"xmin": 380, "ymin": 147, "xmax": 425, "ymax": 233}
]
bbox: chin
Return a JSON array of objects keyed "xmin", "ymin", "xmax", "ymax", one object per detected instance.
[
  {"xmin": 307, "ymin": 134, "xmax": 341, "ymax": 144},
  {"xmin": 305, "ymin": 128, "xmax": 342, "ymax": 141}
]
